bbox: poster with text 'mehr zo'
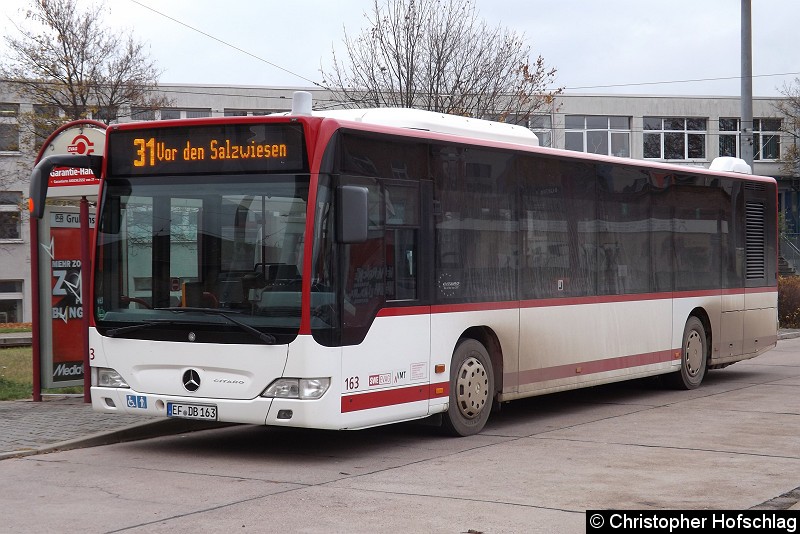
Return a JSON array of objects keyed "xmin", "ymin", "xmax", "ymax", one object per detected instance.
[{"xmin": 46, "ymin": 211, "xmax": 92, "ymax": 384}]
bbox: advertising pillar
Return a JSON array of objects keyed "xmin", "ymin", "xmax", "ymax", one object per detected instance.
[{"xmin": 30, "ymin": 120, "xmax": 105, "ymax": 400}]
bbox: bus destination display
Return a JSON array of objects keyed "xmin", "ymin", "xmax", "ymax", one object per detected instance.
[{"xmin": 108, "ymin": 123, "xmax": 307, "ymax": 176}]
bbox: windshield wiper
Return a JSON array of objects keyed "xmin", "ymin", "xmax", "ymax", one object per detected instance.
[
  {"xmin": 105, "ymin": 321, "xmax": 169, "ymax": 338},
  {"xmin": 156, "ymin": 307, "xmax": 278, "ymax": 345}
]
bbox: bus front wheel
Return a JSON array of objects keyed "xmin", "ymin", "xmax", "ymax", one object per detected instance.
[
  {"xmin": 442, "ymin": 338, "xmax": 494, "ymax": 437},
  {"xmin": 667, "ymin": 316, "xmax": 708, "ymax": 390}
]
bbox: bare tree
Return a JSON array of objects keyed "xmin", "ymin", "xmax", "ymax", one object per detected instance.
[
  {"xmin": 320, "ymin": 0, "xmax": 562, "ymax": 121},
  {"xmin": 777, "ymin": 78, "xmax": 800, "ymax": 178},
  {"xmin": 1, "ymin": 0, "xmax": 169, "ymax": 134}
]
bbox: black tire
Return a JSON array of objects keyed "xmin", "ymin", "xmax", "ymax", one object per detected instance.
[
  {"xmin": 666, "ymin": 316, "xmax": 708, "ymax": 390},
  {"xmin": 442, "ymin": 338, "xmax": 494, "ymax": 436}
]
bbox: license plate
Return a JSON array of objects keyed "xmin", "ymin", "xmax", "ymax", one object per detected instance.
[{"xmin": 167, "ymin": 402, "xmax": 217, "ymax": 421}]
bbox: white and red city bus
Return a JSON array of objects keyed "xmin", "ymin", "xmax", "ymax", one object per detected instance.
[{"xmin": 29, "ymin": 93, "xmax": 778, "ymax": 436}]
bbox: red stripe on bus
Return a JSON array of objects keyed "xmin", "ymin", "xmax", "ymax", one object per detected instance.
[
  {"xmin": 512, "ymin": 349, "xmax": 678, "ymax": 386},
  {"xmin": 520, "ymin": 293, "xmax": 671, "ymax": 309},
  {"xmin": 373, "ymin": 287, "xmax": 777, "ymax": 317},
  {"xmin": 377, "ymin": 305, "xmax": 431, "ymax": 317},
  {"xmin": 341, "ymin": 381, "xmax": 450, "ymax": 413}
]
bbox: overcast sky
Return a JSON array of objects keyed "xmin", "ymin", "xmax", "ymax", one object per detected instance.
[{"xmin": 2, "ymin": 0, "xmax": 799, "ymax": 97}]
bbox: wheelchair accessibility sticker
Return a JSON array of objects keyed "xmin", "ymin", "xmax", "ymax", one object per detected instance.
[{"xmin": 126, "ymin": 395, "xmax": 147, "ymax": 409}]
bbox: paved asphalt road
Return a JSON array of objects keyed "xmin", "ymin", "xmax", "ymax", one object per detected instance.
[{"xmin": 1, "ymin": 336, "xmax": 799, "ymax": 533}]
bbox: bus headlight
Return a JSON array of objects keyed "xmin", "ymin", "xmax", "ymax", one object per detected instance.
[
  {"xmin": 262, "ymin": 378, "xmax": 330, "ymax": 399},
  {"xmin": 92, "ymin": 367, "xmax": 130, "ymax": 389}
]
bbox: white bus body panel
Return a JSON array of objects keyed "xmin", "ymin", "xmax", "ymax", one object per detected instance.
[
  {"xmin": 517, "ymin": 298, "xmax": 675, "ymax": 397},
  {"xmin": 743, "ymin": 290, "xmax": 779, "ymax": 357},
  {"xmin": 720, "ymin": 292, "xmax": 746, "ymax": 358},
  {"xmin": 337, "ymin": 313, "xmax": 433, "ymax": 428}
]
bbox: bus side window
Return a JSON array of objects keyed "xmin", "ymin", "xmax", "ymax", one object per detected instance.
[
  {"xmin": 386, "ymin": 228, "xmax": 417, "ymax": 300},
  {"xmin": 385, "ymin": 183, "xmax": 419, "ymax": 302},
  {"xmin": 340, "ymin": 177, "xmax": 385, "ymax": 345}
]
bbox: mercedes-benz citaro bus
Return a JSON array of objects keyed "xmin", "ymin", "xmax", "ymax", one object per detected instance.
[{"xmin": 29, "ymin": 92, "xmax": 778, "ymax": 436}]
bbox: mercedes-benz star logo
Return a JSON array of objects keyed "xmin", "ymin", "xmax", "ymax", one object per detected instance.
[{"xmin": 182, "ymin": 369, "xmax": 201, "ymax": 392}]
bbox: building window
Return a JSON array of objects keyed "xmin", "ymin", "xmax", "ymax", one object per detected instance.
[
  {"xmin": 564, "ymin": 115, "xmax": 630, "ymax": 157},
  {"xmin": 718, "ymin": 118, "xmax": 781, "ymax": 160},
  {"xmin": 130, "ymin": 107, "xmax": 156, "ymax": 121},
  {"xmin": 92, "ymin": 106, "xmax": 118, "ymax": 123},
  {"xmin": 0, "ymin": 280, "xmax": 23, "ymax": 323},
  {"xmin": 223, "ymin": 109, "xmax": 278, "ymax": 117},
  {"xmin": 0, "ymin": 192, "xmax": 22, "ymax": 241},
  {"xmin": 0, "ymin": 104, "xmax": 20, "ymax": 152},
  {"xmin": 530, "ymin": 114, "xmax": 553, "ymax": 148},
  {"xmin": 754, "ymin": 118, "xmax": 781, "ymax": 161},
  {"xmin": 644, "ymin": 117, "xmax": 707, "ymax": 160},
  {"xmin": 160, "ymin": 108, "xmax": 212, "ymax": 120},
  {"xmin": 160, "ymin": 108, "xmax": 181, "ymax": 120},
  {"xmin": 185, "ymin": 109, "xmax": 211, "ymax": 119},
  {"xmin": 0, "ymin": 104, "xmax": 18, "ymax": 118},
  {"xmin": 719, "ymin": 118, "xmax": 739, "ymax": 157}
]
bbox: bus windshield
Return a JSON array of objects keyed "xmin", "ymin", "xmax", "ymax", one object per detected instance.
[{"xmin": 94, "ymin": 174, "xmax": 309, "ymax": 344}]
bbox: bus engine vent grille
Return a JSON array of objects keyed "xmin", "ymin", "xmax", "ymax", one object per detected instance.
[
  {"xmin": 745, "ymin": 201, "xmax": 766, "ymax": 280},
  {"xmin": 745, "ymin": 182, "xmax": 766, "ymax": 191}
]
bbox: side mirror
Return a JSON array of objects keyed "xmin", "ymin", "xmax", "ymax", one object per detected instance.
[
  {"xmin": 337, "ymin": 185, "xmax": 368, "ymax": 244},
  {"xmin": 28, "ymin": 154, "xmax": 103, "ymax": 219}
]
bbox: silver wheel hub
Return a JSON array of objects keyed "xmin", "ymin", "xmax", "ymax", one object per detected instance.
[
  {"xmin": 455, "ymin": 356, "xmax": 489, "ymax": 419},
  {"xmin": 685, "ymin": 330, "xmax": 702, "ymax": 377}
]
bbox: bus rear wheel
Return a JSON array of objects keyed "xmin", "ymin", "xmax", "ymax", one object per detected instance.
[
  {"xmin": 442, "ymin": 338, "xmax": 494, "ymax": 437},
  {"xmin": 666, "ymin": 316, "xmax": 708, "ymax": 390}
]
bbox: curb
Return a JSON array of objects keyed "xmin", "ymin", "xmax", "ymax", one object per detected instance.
[{"xmin": 0, "ymin": 419, "xmax": 234, "ymax": 461}]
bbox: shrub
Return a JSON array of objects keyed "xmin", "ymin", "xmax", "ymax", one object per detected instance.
[{"xmin": 778, "ymin": 276, "xmax": 800, "ymax": 328}]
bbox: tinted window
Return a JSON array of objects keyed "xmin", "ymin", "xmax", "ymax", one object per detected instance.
[
  {"xmin": 672, "ymin": 174, "xmax": 722, "ymax": 291},
  {"xmin": 433, "ymin": 145, "xmax": 517, "ymax": 303},
  {"xmin": 597, "ymin": 165, "xmax": 652, "ymax": 294},
  {"xmin": 521, "ymin": 157, "xmax": 596, "ymax": 298}
]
